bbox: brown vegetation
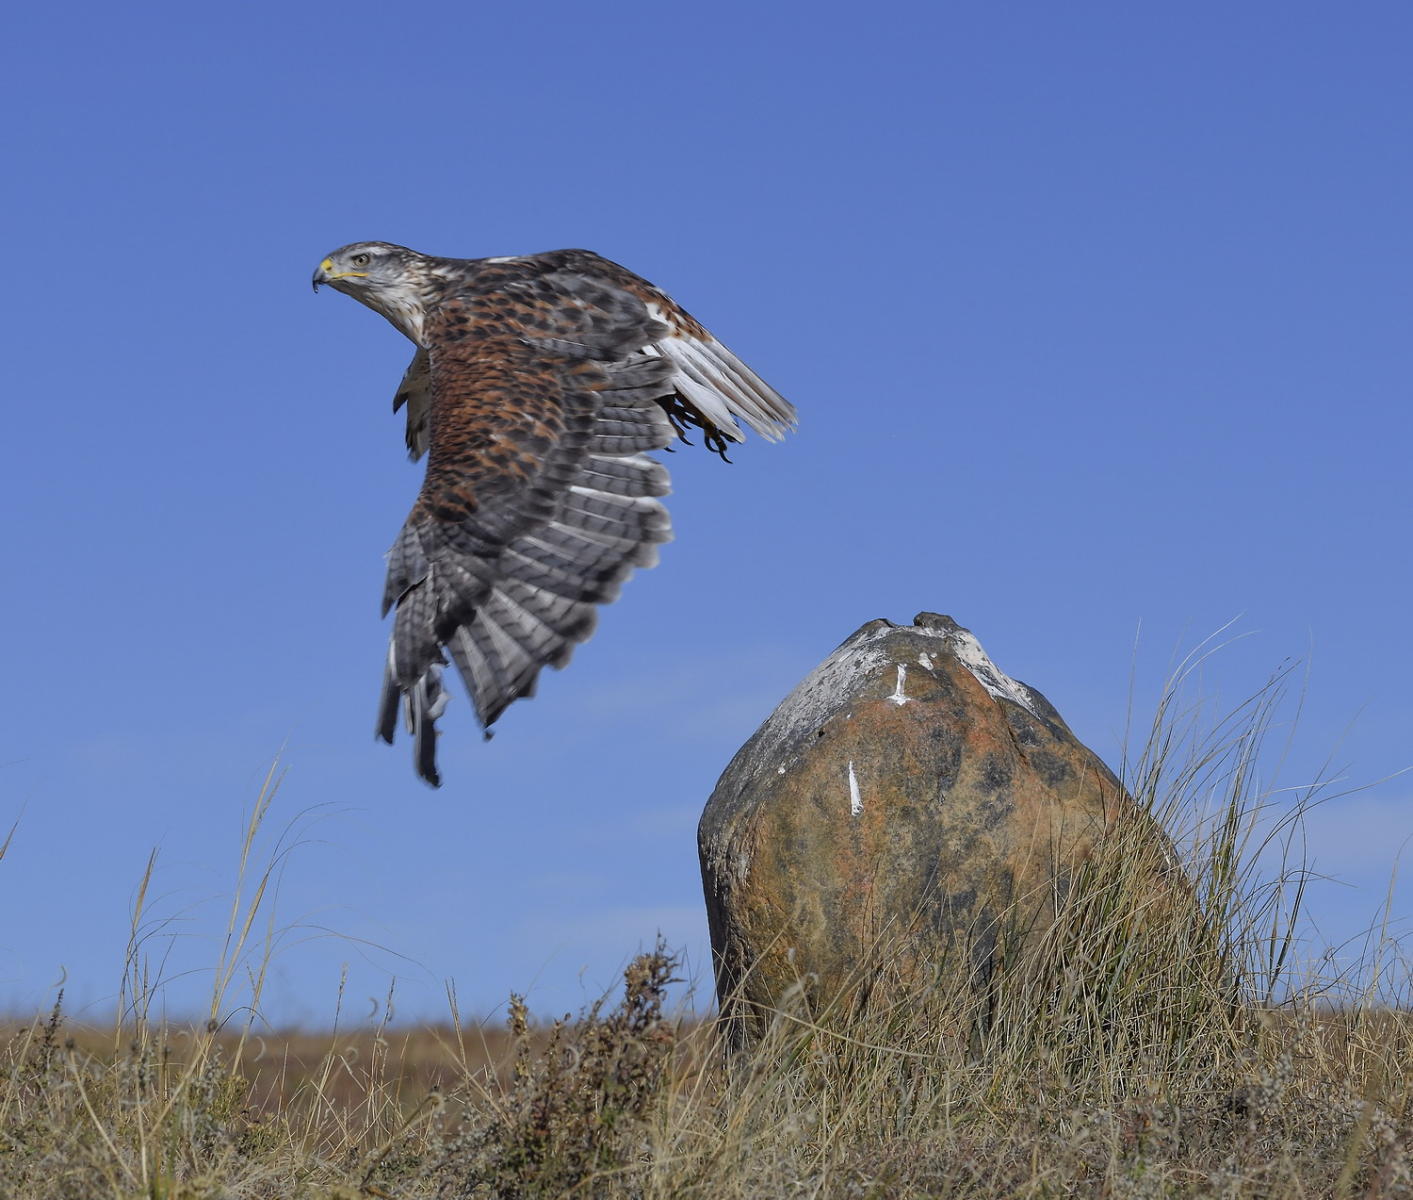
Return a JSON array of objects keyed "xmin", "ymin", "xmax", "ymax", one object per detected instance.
[{"xmin": 3, "ymin": 664, "xmax": 1411, "ymax": 1197}]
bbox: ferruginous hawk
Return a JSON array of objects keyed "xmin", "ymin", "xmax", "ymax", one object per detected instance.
[{"xmin": 312, "ymin": 243, "xmax": 795, "ymax": 786}]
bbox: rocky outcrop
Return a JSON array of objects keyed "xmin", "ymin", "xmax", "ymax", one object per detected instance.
[{"xmin": 697, "ymin": 613, "xmax": 1174, "ymax": 1038}]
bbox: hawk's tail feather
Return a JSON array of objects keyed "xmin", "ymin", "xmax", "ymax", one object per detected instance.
[
  {"xmin": 446, "ymin": 591, "xmax": 578, "ymax": 728},
  {"xmin": 589, "ymin": 429, "xmax": 673, "ymax": 455},
  {"xmin": 501, "ymin": 538, "xmax": 631, "ymax": 605},
  {"xmin": 558, "ymin": 490, "xmax": 671, "ymax": 553},
  {"xmin": 391, "ymin": 565, "xmax": 446, "ymax": 688},
  {"xmin": 577, "ymin": 452, "xmax": 671, "ymax": 498},
  {"xmin": 454, "ymin": 611, "xmax": 545, "ymax": 727},
  {"xmin": 653, "ymin": 334, "xmax": 796, "ymax": 445},
  {"xmin": 583, "ymin": 362, "xmax": 677, "ymax": 456},
  {"xmin": 495, "ymin": 577, "xmax": 600, "ymax": 644},
  {"xmin": 375, "ymin": 652, "xmax": 401, "ymax": 745}
]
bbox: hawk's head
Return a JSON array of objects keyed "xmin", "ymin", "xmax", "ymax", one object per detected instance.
[{"xmin": 313, "ymin": 242, "xmax": 436, "ymax": 345}]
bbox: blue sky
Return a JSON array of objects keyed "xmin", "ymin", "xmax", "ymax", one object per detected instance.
[{"xmin": 2, "ymin": 2, "xmax": 1410, "ymax": 1024}]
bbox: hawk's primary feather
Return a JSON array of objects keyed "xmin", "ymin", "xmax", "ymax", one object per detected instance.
[{"xmin": 313, "ymin": 243, "xmax": 795, "ymax": 785}]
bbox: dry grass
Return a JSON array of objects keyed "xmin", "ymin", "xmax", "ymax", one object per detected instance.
[{"xmin": 3, "ymin": 660, "xmax": 1412, "ymax": 1198}]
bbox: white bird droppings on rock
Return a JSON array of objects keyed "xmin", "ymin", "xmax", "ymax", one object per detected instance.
[
  {"xmin": 944, "ymin": 628, "xmax": 1042, "ymax": 718},
  {"xmin": 848, "ymin": 760, "xmax": 863, "ymax": 816},
  {"xmin": 726, "ymin": 617, "xmax": 1041, "ymax": 785},
  {"xmin": 729, "ymin": 626, "xmax": 892, "ymax": 769},
  {"xmin": 886, "ymin": 663, "xmax": 911, "ymax": 705}
]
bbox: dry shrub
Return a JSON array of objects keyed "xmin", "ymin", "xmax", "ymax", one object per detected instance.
[
  {"xmin": 3, "ymin": 652, "xmax": 1412, "ymax": 1197},
  {"xmin": 423, "ymin": 946, "xmax": 679, "ymax": 1199}
]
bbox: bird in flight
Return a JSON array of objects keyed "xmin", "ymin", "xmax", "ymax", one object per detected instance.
[{"xmin": 313, "ymin": 242, "xmax": 795, "ymax": 786}]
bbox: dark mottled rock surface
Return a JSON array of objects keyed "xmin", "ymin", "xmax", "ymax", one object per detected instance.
[{"xmin": 697, "ymin": 612, "xmax": 1173, "ymax": 1037}]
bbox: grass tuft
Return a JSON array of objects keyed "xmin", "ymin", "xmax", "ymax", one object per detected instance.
[{"xmin": 3, "ymin": 665, "xmax": 1411, "ymax": 1197}]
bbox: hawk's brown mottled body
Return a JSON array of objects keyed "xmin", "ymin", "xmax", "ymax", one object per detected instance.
[{"xmin": 313, "ymin": 242, "xmax": 795, "ymax": 785}]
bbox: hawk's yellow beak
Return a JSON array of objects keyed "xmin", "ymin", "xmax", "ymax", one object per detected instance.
[{"xmin": 311, "ymin": 257, "xmax": 369, "ymax": 292}]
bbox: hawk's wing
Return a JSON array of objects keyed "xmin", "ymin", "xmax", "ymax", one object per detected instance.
[
  {"xmin": 376, "ymin": 271, "xmax": 678, "ymax": 785},
  {"xmin": 392, "ymin": 348, "xmax": 432, "ymax": 460},
  {"xmin": 391, "ymin": 253, "xmax": 797, "ymax": 464},
  {"xmin": 546, "ymin": 250, "xmax": 797, "ymax": 456}
]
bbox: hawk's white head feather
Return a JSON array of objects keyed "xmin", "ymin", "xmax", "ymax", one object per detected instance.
[{"xmin": 313, "ymin": 242, "xmax": 444, "ymax": 345}]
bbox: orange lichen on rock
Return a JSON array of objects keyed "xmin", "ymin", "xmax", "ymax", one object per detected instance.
[{"xmin": 698, "ymin": 613, "xmax": 1179, "ymax": 1042}]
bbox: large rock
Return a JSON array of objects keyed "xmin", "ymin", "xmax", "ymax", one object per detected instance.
[{"xmin": 697, "ymin": 612, "xmax": 1173, "ymax": 1036}]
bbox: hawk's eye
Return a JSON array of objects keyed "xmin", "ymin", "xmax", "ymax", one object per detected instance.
[{"xmin": 351, "ymin": 252, "xmax": 371, "ymax": 267}]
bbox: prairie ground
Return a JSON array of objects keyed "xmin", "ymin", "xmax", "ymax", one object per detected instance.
[
  {"xmin": 4, "ymin": 666, "xmax": 1411, "ymax": 1198},
  {"xmin": 4, "ymin": 953, "xmax": 1412, "ymax": 1199}
]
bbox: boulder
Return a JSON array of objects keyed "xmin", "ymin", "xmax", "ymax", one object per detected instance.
[{"xmin": 697, "ymin": 613, "xmax": 1174, "ymax": 1038}]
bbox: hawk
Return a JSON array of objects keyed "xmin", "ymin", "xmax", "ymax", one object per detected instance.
[{"xmin": 312, "ymin": 242, "xmax": 795, "ymax": 786}]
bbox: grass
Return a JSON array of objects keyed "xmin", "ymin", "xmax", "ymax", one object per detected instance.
[{"xmin": 3, "ymin": 657, "xmax": 1412, "ymax": 1198}]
